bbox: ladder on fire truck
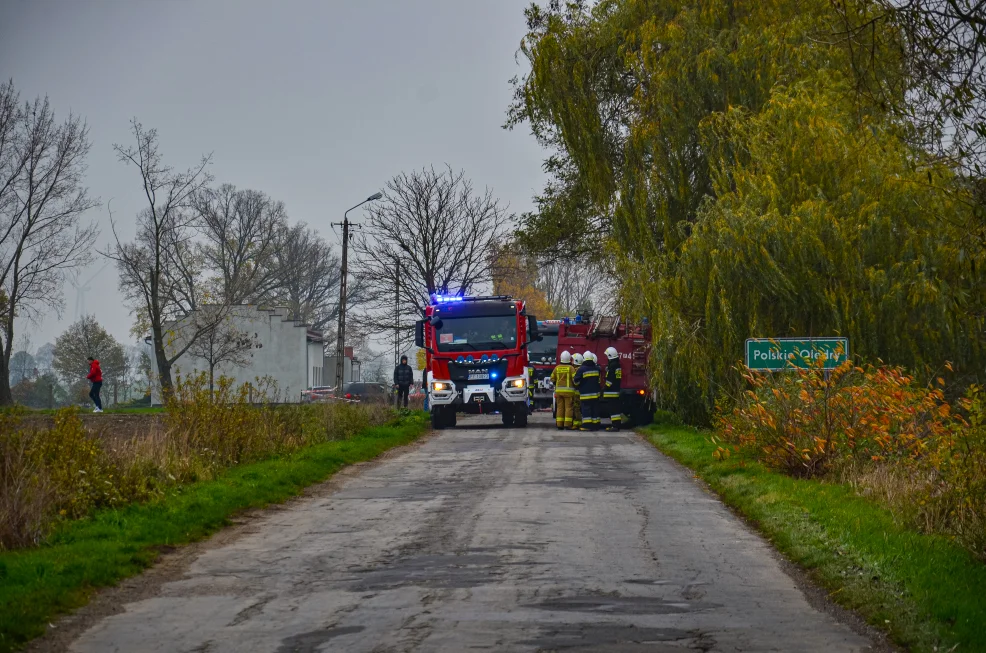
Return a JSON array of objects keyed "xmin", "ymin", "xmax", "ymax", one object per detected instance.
[{"xmin": 588, "ymin": 315, "xmax": 620, "ymax": 338}]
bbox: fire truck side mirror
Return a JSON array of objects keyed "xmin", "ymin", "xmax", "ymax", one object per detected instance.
[
  {"xmin": 429, "ymin": 317, "xmax": 444, "ymax": 330},
  {"xmin": 414, "ymin": 320, "xmax": 425, "ymax": 348},
  {"xmin": 528, "ymin": 315, "xmax": 542, "ymax": 341}
]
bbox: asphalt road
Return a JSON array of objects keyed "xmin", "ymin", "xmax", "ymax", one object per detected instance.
[{"xmin": 67, "ymin": 413, "xmax": 875, "ymax": 652}]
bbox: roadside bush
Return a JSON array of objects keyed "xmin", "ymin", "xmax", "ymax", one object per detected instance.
[
  {"xmin": 718, "ymin": 361, "xmax": 986, "ymax": 560},
  {"xmin": 717, "ymin": 360, "xmax": 954, "ymax": 476},
  {"xmin": 652, "ymin": 410, "xmax": 683, "ymax": 427},
  {"xmin": 936, "ymin": 387, "xmax": 986, "ymax": 559},
  {"xmin": 0, "ymin": 373, "xmax": 397, "ymax": 551},
  {"xmin": 0, "ymin": 427, "xmax": 52, "ymax": 549}
]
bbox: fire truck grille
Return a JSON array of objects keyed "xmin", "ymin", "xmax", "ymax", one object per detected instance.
[{"xmin": 446, "ymin": 360, "xmax": 509, "ymax": 385}]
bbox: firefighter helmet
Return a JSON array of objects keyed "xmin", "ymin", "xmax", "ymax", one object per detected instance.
[
  {"xmin": 572, "ymin": 353, "xmax": 584, "ymax": 366},
  {"xmin": 560, "ymin": 350, "xmax": 572, "ymax": 364},
  {"xmin": 604, "ymin": 346, "xmax": 619, "ymax": 360},
  {"xmin": 584, "ymin": 350, "xmax": 595, "ymax": 363}
]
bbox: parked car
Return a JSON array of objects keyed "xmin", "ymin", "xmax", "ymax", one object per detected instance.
[
  {"xmin": 341, "ymin": 382, "xmax": 389, "ymax": 402},
  {"xmin": 301, "ymin": 385, "xmax": 335, "ymax": 403}
]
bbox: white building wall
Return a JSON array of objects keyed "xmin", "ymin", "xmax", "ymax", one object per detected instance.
[
  {"xmin": 308, "ymin": 341, "xmax": 324, "ymax": 388},
  {"xmin": 154, "ymin": 305, "xmax": 321, "ymax": 404}
]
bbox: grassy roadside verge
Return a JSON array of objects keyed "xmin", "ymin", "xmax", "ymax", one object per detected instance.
[
  {"xmin": 640, "ymin": 423, "xmax": 986, "ymax": 652},
  {"xmin": 0, "ymin": 412, "xmax": 429, "ymax": 653}
]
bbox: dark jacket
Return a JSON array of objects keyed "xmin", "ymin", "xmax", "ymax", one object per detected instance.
[
  {"xmin": 573, "ymin": 360, "xmax": 601, "ymax": 399},
  {"xmin": 603, "ymin": 359, "xmax": 622, "ymax": 398},
  {"xmin": 394, "ymin": 363, "xmax": 414, "ymax": 386}
]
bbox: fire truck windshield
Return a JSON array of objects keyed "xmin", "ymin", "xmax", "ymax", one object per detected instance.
[
  {"xmin": 434, "ymin": 315, "xmax": 518, "ymax": 352},
  {"xmin": 529, "ymin": 335, "xmax": 558, "ymax": 364}
]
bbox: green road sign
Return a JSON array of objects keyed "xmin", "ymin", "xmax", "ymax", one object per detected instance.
[{"xmin": 745, "ymin": 337, "xmax": 849, "ymax": 371}]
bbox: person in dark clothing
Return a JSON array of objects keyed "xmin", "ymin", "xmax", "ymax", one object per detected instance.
[
  {"xmin": 86, "ymin": 356, "xmax": 103, "ymax": 413},
  {"xmin": 573, "ymin": 352, "xmax": 602, "ymax": 431},
  {"xmin": 393, "ymin": 355, "xmax": 414, "ymax": 408}
]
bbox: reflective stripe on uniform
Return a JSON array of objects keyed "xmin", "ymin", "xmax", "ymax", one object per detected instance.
[{"xmin": 603, "ymin": 392, "xmax": 619, "ymax": 398}]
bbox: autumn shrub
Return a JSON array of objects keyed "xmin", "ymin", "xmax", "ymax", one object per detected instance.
[
  {"xmin": 718, "ymin": 360, "xmax": 986, "ymax": 560},
  {"xmin": 717, "ymin": 360, "xmax": 953, "ymax": 476},
  {"xmin": 0, "ymin": 373, "xmax": 396, "ymax": 551},
  {"xmin": 932, "ymin": 387, "xmax": 986, "ymax": 559},
  {"xmin": 0, "ymin": 427, "xmax": 52, "ymax": 549}
]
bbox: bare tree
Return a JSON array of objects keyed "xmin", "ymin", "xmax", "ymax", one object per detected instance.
[
  {"xmin": 351, "ymin": 166, "xmax": 512, "ymax": 336},
  {"xmin": 194, "ymin": 184, "xmax": 287, "ymax": 304},
  {"xmin": 105, "ymin": 119, "xmax": 217, "ymax": 396},
  {"xmin": 536, "ymin": 258, "xmax": 610, "ymax": 316},
  {"xmin": 120, "ymin": 346, "xmax": 142, "ymax": 402},
  {"xmin": 184, "ymin": 308, "xmax": 257, "ymax": 395},
  {"xmin": 268, "ymin": 221, "xmax": 357, "ymax": 343},
  {"xmin": 0, "ymin": 81, "xmax": 99, "ymax": 405}
]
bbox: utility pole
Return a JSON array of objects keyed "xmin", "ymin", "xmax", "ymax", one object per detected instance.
[{"xmin": 332, "ymin": 193, "xmax": 382, "ymax": 393}]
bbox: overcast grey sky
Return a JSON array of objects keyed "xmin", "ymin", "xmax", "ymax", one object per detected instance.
[{"xmin": 0, "ymin": 0, "xmax": 545, "ymax": 351}]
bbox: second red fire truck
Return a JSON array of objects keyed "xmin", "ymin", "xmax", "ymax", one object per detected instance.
[{"xmin": 556, "ymin": 314, "xmax": 655, "ymax": 425}]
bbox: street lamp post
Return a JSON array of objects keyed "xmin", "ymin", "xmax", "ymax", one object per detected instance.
[{"xmin": 333, "ymin": 192, "xmax": 382, "ymax": 394}]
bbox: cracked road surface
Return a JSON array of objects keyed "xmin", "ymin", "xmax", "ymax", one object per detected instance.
[{"xmin": 68, "ymin": 414, "xmax": 874, "ymax": 652}]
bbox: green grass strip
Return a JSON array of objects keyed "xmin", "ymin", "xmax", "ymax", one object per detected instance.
[
  {"xmin": 641, "ymin": 423, "xmax": 986, "ymax": 652},
  {"xmin": 0, "ymin": 413, "xmax": 429, "ymax": 653}
]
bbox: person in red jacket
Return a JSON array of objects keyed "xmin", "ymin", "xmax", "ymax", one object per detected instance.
[{"xmin": 86, "ymin": 356, "xmax": 103, "ymax": 413}]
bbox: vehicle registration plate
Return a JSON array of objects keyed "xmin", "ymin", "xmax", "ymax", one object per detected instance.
[{"xmin": 467, "ymin": 372, "xmax": 489, "ymax": 380}]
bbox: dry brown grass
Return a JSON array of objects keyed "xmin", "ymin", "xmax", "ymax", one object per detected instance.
[{"xmin": 0, "ymin": 373, "xmax": 397, "ymax": 551}]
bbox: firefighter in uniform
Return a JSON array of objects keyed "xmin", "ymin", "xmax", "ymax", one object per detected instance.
[
  {"xmin": 550, "ymin": 350, "xmax": 576, "ymax": 430},
  {"xmin": 570, "ymin": 353, "xmax": 584, "ymax": 429},
  {"xmin": 602, "ymin": 346, "xmax": 623, "ymax": 431},
  {"xmin": 527, "ymin": 363, "xmax": 536, "ymax": 412},
  {"xmin": 574, "ymin": 350, "xmax": 602, "ymax": 431}
]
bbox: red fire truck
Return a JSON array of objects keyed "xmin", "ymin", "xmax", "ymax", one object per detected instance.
[
  {"xmin": 415, "ymin": 294, "xmax": 540, "ymax": 429},
  {"xmin": 529, "ymin": 319, "xmax": 562, "ymax": 410},
  {"xmin": 557, "ymin": 315, "xmax": 655, "ymax": 425}
]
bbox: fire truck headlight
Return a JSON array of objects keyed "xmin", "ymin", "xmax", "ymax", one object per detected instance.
[
  {"xmin": 511, "ymin": 379, "xmax": 526, "ymax": 389},
  {"xmin": 433, "ymin": 382, "xmax": 448, "ymax": 392}
]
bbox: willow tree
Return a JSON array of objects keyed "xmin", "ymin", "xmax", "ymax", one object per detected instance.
[{"xmin": 511, "ymin": 0, "xmax": 984, "ymax": 422}]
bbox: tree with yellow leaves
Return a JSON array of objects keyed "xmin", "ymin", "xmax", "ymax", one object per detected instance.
[{"xmin": 490, "ymin": 247, "xmax": 553, "ymax": 319}]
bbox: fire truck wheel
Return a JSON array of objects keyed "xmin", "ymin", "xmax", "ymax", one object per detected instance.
[
  {"xmin": 631, "ymin": 404, "xmax": 653, "ymax": 426},
  {"xmin": 431, "ymin": 407, "xmax": 446, "ymax": 430},
  {"xmin": 446, "ymin": 409, "xmax": 457, "ymax": 427},
  {"xmin": 501, "ymin": 411, "xmax": 515, "ymax": 426},
  {"xmin": 515, "ymin": 407, "xmax": 528, "ymax": 427}
]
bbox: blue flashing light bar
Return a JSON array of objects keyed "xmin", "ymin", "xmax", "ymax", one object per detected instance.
[
  {"xmin": 491, "ymin": 372, "xmax": 498, "ymax": 379},
  {"xmin": 430, "ymin": 294, "xmax": 515, "ymax": 304},
  {"xmin": 432, "ymin": 294, "xmax": 464, "ymax": 303}
]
